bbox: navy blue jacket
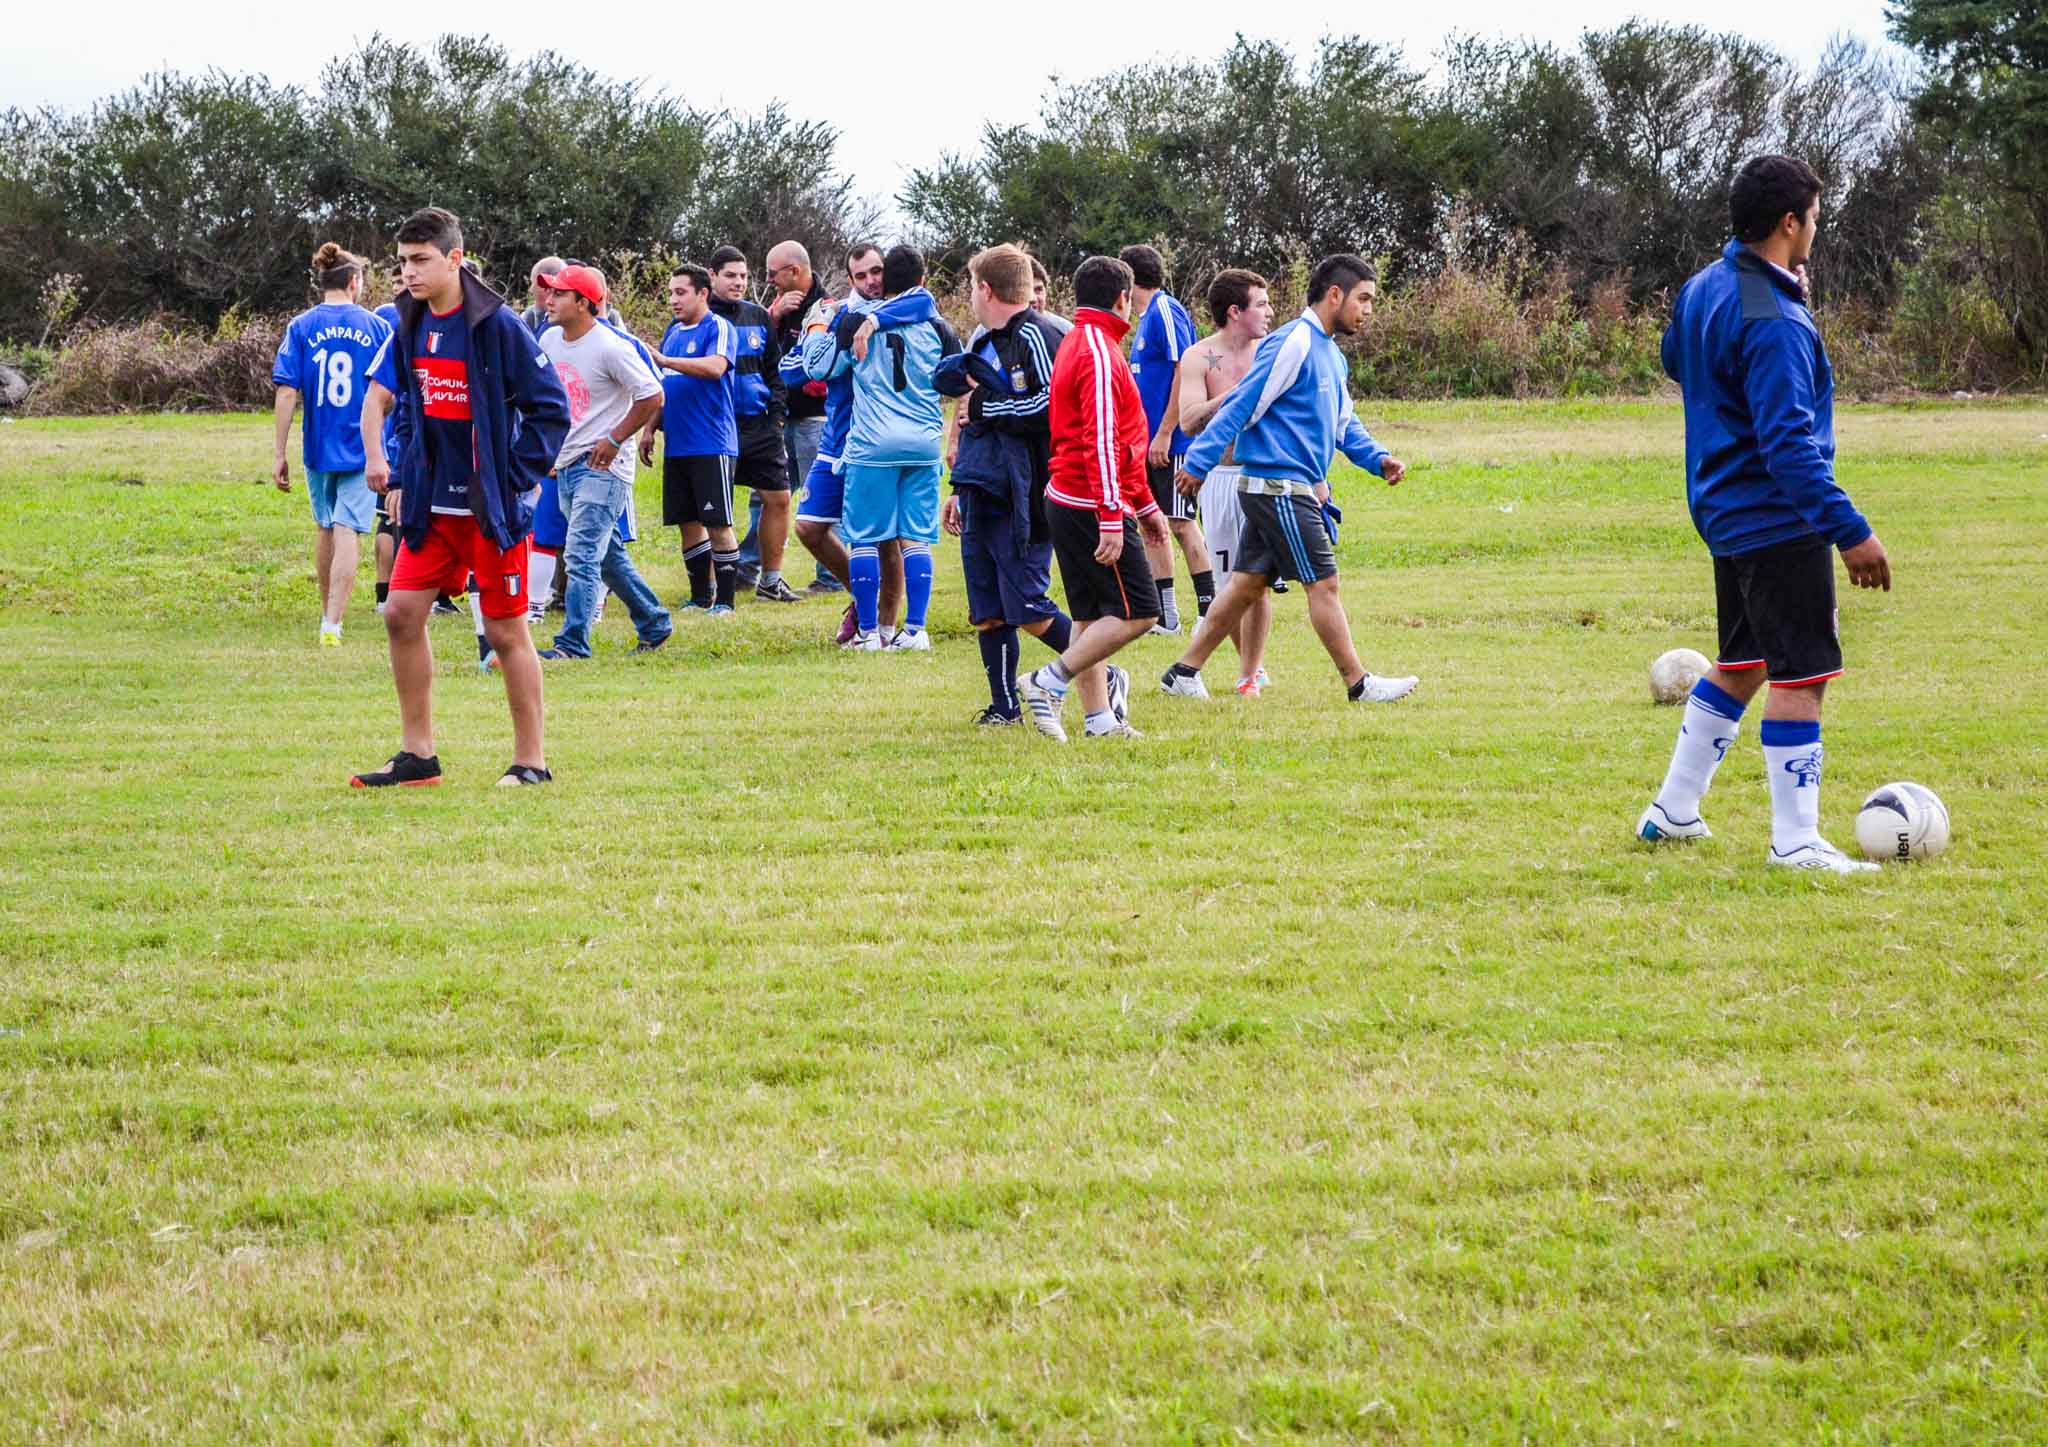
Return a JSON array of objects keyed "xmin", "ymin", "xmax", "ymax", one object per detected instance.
[
  {"xmin": 708, "ymin": 294, "xmax": 786, "ymax": 426},
  {"xmin": 382, "ymin": 271, "xmax": 570, "ymax": 552},
  {"xmin": 1662, "ymin": 240, "xmax": 1870, "ymax": 557},
  {"xmin": 937, "ymin": 307, "xmax": 1065, "ymax": 550}
]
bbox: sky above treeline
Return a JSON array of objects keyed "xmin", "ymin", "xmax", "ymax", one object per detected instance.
[{"xmin": 7, "ymin": 0, "xmax": 1898, "ymax": 208}]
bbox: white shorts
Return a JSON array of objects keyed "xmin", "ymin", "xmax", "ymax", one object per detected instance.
[{"xmin": 1198, "ymin": 466, "xmax": 1244, "ymax": 576}]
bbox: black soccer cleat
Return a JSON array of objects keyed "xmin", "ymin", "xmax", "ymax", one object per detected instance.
[{"xmin": 351, "ymin": 751, "xmax": 442, "ymax": 788}]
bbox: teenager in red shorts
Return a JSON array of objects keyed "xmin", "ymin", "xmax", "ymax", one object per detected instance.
[{"xmin": 357, "ymin": 207, "xmax": 571, "ymax": 787}]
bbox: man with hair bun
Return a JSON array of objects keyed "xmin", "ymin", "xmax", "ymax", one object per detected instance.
[{"xmin": 272, "ymin": 241, "xmax": 391, "ymax": 646}]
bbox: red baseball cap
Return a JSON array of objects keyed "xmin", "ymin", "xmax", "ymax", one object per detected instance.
[{"xmin": 545, "ymin": 264, "xmax": 605, "ymax": 306}]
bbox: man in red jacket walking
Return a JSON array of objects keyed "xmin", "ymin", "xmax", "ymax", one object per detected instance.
[{"xmin": 1018, "ymin": 255, "xmax": 1172, "ymax": 742}]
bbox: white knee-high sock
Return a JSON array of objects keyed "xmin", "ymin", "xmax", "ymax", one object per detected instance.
[
  {"xmin": 1760, "ymin": 717, "xmax": 1824, "ymax": 852},
  {"xmin": 1652, "ymin": 677, "xmax": 1746, "ymax": 823}
]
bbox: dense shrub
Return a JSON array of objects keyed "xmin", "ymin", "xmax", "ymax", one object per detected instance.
[{"xmin": 29, "ymin": 313, "xmax": 283, "ymax": 414}]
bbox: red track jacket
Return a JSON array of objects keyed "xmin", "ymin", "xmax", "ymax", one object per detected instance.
[{"xmin": 1046, "ymin": 307, "xmax": 1159, "ymax": 535}]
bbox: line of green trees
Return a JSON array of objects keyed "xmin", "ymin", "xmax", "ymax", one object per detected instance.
[
  {"xmin": 2, "ymin": 3, "xmax": 2042, "ymax": 384},
  {"xmin": 905, "ymin": 7, "xmax": 2043, "ymax": 370},
  {"xmin": 0, "ymin": 35, "xmax": 870, "ymax": 343}
]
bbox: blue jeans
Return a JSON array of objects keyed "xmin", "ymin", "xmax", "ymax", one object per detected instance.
[{"xmin": 552, "ymin": 459, "xmax": 671, "ymax": 658}]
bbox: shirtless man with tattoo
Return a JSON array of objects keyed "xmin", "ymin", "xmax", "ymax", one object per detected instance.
[{"xmin": 1173, "ymin": 268, "xmax": 1277, "ymax": 695}]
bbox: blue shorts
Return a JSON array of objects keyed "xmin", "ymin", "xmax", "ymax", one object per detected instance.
[
  {"xmin": 306, "ymin": 469, "xmax": 376, "ymax": 533},
  {"xmin": 843, "ymin": 461, "xmax": 942, "ymax": 547},
  {"xmin": 957, "ymin": 487, "xmax": 1056, "ymax": 627},
  {"xmin": 796, "ymin": 456, "xmax": 844, "ymax": 524},
  {"xmin": 532, "ymin": 472, "xmax": 568, "ymax": 550},
  {"xmin": 534, "ymin": 468, "xmax": 635, "ymax": 550}
]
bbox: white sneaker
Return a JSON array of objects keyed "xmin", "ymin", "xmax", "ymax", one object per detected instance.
[
  {"xmin": 1253, "ymin": 667, "xmax": 1269, "ymax": 688},
  {"xmin": 1018, "ymin": 668, "xmax": 1069, "ymax": 743},
  {"xmin": 1146, "ymin": 620, "xmax": 1182, "ymax": 637},
  {"xmin": 1768, "ymin": 839, "xmax": 1879, "ymax": 874},
  {"xmin": 1351, "ymin": 673, "xmax": 1418, "ymax": 703},
  {"xmin": 1160, "ymin": 667, "xmax": 1209, "ymax": 698},
  {"xmin": 886, "ymin": 627, "xmax": 932, "ymax": 652},
  {"xmin": 1637, "ymin": 801, "xmax": 1711, "ymax": 843},
  {"xmin": 1085, "ymin": 719, "xmax": 1144, "ymax": 739},
  {"xmin": 1106, "ymin": 665, "xmax": 1131, "ymax": 724},
  {"xmin": 845, "ymin": 628, "xmax": 883, "ymax": 652}
]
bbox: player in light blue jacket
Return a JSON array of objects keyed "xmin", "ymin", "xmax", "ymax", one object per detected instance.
[
  {"xmin": 1161, "ymin": 253, "xmax": 1419, "ymax": 705},
  {"xmin": 820, "ymin": 245, "xmax": 961, "ymax": 651}
]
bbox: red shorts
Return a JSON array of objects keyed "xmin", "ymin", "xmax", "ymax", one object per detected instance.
[{"xmin": 391, "ymin": 513, "xmax": 531, "ymax": 620}]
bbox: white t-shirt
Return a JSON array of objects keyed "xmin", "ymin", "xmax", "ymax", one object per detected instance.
[{"xmin": 541, "ymin": 322, "xmax": 662, "ymax": 483}]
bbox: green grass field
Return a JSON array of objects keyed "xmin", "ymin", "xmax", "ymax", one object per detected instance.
[{"xmin": 2, "ymin": 400, "xmax": 2045, "ymax": 1444}]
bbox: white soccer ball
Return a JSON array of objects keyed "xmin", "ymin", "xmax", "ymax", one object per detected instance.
[
  {"xmin": 1854, "ymin": 782, "xmax": 1951, "ymax": 863},
  {"xmin": 1649, "ymin": 647, "xmax": 1712, "ymax": 705}
]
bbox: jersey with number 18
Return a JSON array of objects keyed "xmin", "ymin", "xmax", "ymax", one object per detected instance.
[{"xmin": 272, "ymin": 301, "xmax": 393, "ymax": 473}]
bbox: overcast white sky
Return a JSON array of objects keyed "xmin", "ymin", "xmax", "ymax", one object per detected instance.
[{"xmin": 7, "ymin": 0, "xmax": 1897, "ymax": 211}]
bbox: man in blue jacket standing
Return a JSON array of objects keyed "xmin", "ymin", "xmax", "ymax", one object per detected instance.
[
  {"xmin": 1637, "ymin": 155, "xmax": 1891, "ymax": 873},
  {"xmin": 1163, "ymin": 253, "xmax": 1419, "ymax": 706},
  {"xmin": 356, "ymin": 207, "xmax": 571, "ymax": 788}
]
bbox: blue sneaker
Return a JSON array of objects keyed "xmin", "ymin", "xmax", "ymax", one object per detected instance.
[
  {"xmin": 536, "ymin": 648, "xmax": 584, "ymax": 662},
  {"xmin": 707, "ymin": 604, "xmax": 736, "ymax": 618}
]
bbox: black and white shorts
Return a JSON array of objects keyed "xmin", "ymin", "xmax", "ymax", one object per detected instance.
[
  {"xmin": 1713, "ymin": 536, "xmax": 1843, "ymax": 686},
  {"xmin": 662, "ymin": 454, "xmax": 735, "ymax": 530},
  {"xmin": 1236, "ymin": 490, "xmax": 1338, "ymax": 584},
  {"xmin": 1047, "ymin": 504, "xmax": 1161, "ymax": 622},
  {"xmin": 1148, "ymin": 455, "xmax": 1198, "ymax": 522}
]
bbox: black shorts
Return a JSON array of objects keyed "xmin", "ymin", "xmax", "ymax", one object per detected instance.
[
  {"xmin": 1148, "ymin": 456, "xmax": 1198, "ymax": 522},
  {"xmin": 662, "ymin": 454, "xmax": 735, "ymax": 529},
  {"xmin": 1236, "ymin": 491, "xmax": 1338, "ymax": 584},
  {"xmin": 1713, "ymin": 536, "xmax": 1842, "ymax": 686},
  {"xmin": 1047, "ymin": 504, "xmax": 1161, "ymax": 622},
  {"xmin": 375, "ymin": 498, "xmax": 401, "ymax": 539},
  {"xmin": 735, "ymin": 417, "xmax": 791, "ymax": 492}
]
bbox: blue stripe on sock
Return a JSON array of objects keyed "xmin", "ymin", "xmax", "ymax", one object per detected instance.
[
  {"xmin": 1690, "ymin": 677, "xmax": 1746, "ymax": 721},
  {"xmin": 1758, "ymin": 718, "xmax": 1820, "ymax": 747}
]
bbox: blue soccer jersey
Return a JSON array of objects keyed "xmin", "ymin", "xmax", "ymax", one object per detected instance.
[
  {"xmin": 659, "ymin": 314, "xmax": 739, "ymax": 457},
  {"xmin": 370, "ymin": 303, "xmax": 477, "ymax": 514},
  {"xmin": 273, "ymin": 301, "xmax": 391, "ymax": 473},
  {"xmin": 1129, "ymin": 291, "xmax": 1196, "ymax": 453}
]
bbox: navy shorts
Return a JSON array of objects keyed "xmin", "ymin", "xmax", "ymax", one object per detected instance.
[
  {"xmin": 1237, "ymin": 491, "xmax": 1338, "ymax": 584},
  {"xmin": 957, "ymin": 487, "xmax": 1057, "ymax": 627}
]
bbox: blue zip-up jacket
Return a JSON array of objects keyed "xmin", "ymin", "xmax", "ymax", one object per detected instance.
[
  {"xmin": 1662, "ymin": 240, "xmax": 1870, "ymax": 557},
  {"xmin": 1183, "ymin": 309, "xmax": 1387, "ymax": 486},
  {"xmin": 708, "ymin": 294, "xmax": 785, "ymax": 426},
  {"xmin": 819, "ymin": 288, "xmax": 961, "ymax": 467},
  {"xmin": 376, "ymin": 270, "xmax": 570, "ymax": 551},
  {"xmin": 790, "ymin": 290, "xmax": 939, "ymax": 469}
]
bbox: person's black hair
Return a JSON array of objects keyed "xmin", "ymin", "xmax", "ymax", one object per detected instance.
[
  {"xmin": 1073, "ymin": 255, "xmax": 1134, "ymax": 312},
  {"xmin": 1118, "ymin": 244, "xmax": 1165, "ymax": 291},
  {"xmin": 1729, "ymin": 154, "xmax": 1823, "ymax": 243},
  {"xmin": 395, "ymin": 207, "xmax": 463, "ymax": 256},
  {"xmin": 846, "ymin": 242, "xmax": 882, "ymax": 271},
  {"xmin": 881, "ymin": 244, "xmax": 925, "ymax": 295},
  {"xmin": 1307, "ymin": 254, "xmax": 1375, "ymax": 307},
  {"xmin": 672, "ymin": 263, "xmax": 711, "ymax": 294},
  {"xmin": 707, "ymin": 245, "xmax": 747, "ymax": 274}
]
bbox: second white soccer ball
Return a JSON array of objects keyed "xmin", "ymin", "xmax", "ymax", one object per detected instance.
[
  {"xmin": 1854, "ymin": 782, "xmax": 1951, "ymax": 862},
  {"xmin": 1649, "ymin": 647, "xmax": 1712, "ymax": 705}
]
